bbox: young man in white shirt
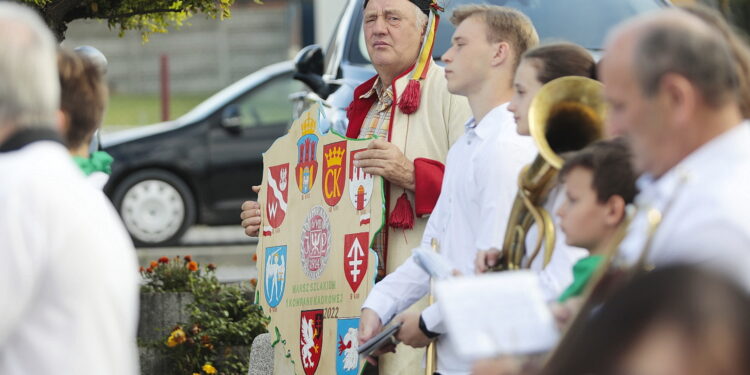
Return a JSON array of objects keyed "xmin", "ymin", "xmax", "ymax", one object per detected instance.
[
  {"xmin": 358, "ymin": 5, "xmax": 539, "ymax": 374},
  {"xmin": 0, "ymin": 4, "xmax": 139, "ymax": 374},
  {"xmin": 601, "ymin": 9, "xmax": 750, "ymax": 288}
]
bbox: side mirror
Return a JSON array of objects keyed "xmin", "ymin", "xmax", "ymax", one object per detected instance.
[
  {"xmin": 293, "ymin": 44, "xmax": 336, "ymax": 100},
  {"xmin": 295, "ymin": 44, "xmax": 324, "ymax": 76},
  {"xmin": 221, "ymin": 104, "xmax": 242, "ymax": 131}
]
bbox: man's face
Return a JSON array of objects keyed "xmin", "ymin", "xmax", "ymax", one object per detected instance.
[
  {"xmin": 441, "ymin": 15, "xmax": 497, "ymax": 97},
  {"xmin": 557, "ymin": 167, "xmax": 616, "ymax": 251},
  {"xmin": 363, "ymin": 0, "xmax": 423, "ymax": 74},
  {"xmin": 601, "ymin": 34, "xmax": 669, "ymax": 176}
]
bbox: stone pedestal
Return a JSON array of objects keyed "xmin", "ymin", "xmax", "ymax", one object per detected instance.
[
  {"xmin": 247, "ymin": 333, "xmax": 295, "ymax": 375},
  {"xmin": 138, "ymin": 292, "xmax": 195, "ymax": 342}
]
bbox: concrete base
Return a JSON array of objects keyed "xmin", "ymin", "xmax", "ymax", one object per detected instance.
[{"xmin": 248, "ymin": 333, "xmax": 294, "ymax": 375}]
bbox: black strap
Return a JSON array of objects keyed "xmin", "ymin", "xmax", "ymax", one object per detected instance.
[
  {"xmin": 363, "ymin": 0, "xmax": 431, "ymax": 15},
  {"xmin": 419, "ymin": 314, "xmax": 440, "ymax": 339},
  {"xmin": 0, "ymin": 127, "xmax": 63, "ymax": 153}
]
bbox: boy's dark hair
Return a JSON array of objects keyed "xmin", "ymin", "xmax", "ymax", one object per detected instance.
[
  {"xmin": 559, "ymin": 138, "xmax": 637, "ymax": 204},
  {"xmin": 58, "ymin": 48, "xmax": 108, "ymax": 150}
]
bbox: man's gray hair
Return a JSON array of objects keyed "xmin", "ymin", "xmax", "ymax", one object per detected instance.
[
  {"xmin": 0, "ymin": 3, "xmax": 59, "ymax": 130},
  {"xmin": 633, "ymin": 16, "xmax": 739, "ymax": 107}
]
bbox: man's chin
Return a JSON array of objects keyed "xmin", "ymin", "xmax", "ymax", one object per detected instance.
[
  {"xmin": 445, "ymin": 82, "xmax": 463, "ymax": 96},
  {"xmin": 369, "ymin": 54, "xmax": 394, "ymax": 66}
]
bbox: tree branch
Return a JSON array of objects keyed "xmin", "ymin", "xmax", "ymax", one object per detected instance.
[{"xmin": 105, "ymin": 8, "xmax": 183, "ymax": 19}]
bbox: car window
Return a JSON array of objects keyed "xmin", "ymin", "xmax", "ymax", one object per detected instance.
[
  {"xmin": 349, "ymin": 0, "xmax": 664, "ymax": 64},
  {"xmin": 233, "ymin": 73, "xmax": 304, "ymax": 128}
]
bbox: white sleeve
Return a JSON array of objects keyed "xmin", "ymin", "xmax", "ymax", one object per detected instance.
[{"xmin": 361, "ymin": 255, "xmax": 431, "ymax": 323}]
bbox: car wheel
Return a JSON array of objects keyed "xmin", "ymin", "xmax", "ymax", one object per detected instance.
[{"xmin": 112, "ymin": 169, "xmax": 196, "ymax": 246}]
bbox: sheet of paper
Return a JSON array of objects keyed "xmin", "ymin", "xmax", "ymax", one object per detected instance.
[
  {"xmin": 412, "ymin": 245, "xmax": 454, "ymax": 280},
  {"xmin": 435, "ymin": 270, "xmax": 559, "ymax": 360}
]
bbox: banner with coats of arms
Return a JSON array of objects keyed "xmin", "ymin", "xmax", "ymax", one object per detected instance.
[{"xmin": 257, "ymin": 103, "xmax": 384, "ymax": 375}]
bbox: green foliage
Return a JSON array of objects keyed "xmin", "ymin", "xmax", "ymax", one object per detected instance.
[
  {"xmin": 141, "ymin": 255, "xmax": 268, "ymax": 374},
  {"xmin": 140, "ymin": 255, "xmax": 205, "ymax": 293},
  {"xmin": 20, "ymin": 0, "xmax": 247, "ymax": 41}
]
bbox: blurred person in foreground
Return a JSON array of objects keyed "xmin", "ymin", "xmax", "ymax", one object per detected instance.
[
  {"xmin": 601, "ymin": 8, "xmax": 750, "ymax": 287},
  {"xmin": 0, "ymin": 3, "xmax": 139, "ymax": 374},
  {"xmin": 546, "ymin": 264, "xmax": 750, "ymax": 375}
]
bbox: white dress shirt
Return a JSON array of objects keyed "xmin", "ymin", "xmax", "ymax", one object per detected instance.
[
  {"xmin": 362, "ymin": 104, "xmax": 536, "ymax": 374},
  {"xmin": 618, "ymin": 123, "xmax": 750, "ymax": 289},
  {"xmin": 0, "ymin": 141, "xmax": 140, "ymax": 375}
]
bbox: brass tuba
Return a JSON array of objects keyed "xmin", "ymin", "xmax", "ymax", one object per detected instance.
[{"xmin": 498, "ymin": 76, "xmax": 606, "ymax": 270}]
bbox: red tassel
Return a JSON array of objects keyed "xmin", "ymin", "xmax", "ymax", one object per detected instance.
[
  {"xmin": 398, "ymin": 79, "xmax": 421, "ymax": 114},
  {"xmin": 388, "ymin": 192, "xmax": 415, "ymax": 229}
]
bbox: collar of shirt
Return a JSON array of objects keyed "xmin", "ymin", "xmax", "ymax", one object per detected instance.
[
  {"xmin": 464, "ymin": 102, "xmax": 513, "ymax": 143},
  {"xmin": 635, "ymin": 121, "xmax": 750, "ymax": 206},
  {"xmin": 359, "ymin": 77, "xmax": 393, "ymax": 112}
]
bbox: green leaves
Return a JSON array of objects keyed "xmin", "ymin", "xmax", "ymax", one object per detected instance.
[
  {"xmin": 140, "ymin": 256, "xmax": 267, "ymax": 374},
  {"xmin": 20, "ymin": 0, "xmax": 236, "ymax": 41}
]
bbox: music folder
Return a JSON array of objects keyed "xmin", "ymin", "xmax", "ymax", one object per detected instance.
[{"xmin": 357, "ymin": 321, "xmax": 403, "ymax": 359}]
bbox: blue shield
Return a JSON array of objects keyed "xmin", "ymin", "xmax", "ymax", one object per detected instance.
[
  {"xmin": 336, "ymin": 318, "xmax": 360, "ymax": 374},
  {"xmin": 263, "ymin": 246, "xmax": 287, "ymax": 307}
]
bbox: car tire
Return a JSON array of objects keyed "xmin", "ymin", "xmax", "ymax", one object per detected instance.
[{"xmin": 112, "ymin": 169, "xmax": 196, "ymax": 247}]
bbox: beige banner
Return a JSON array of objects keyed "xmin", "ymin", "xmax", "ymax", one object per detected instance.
[{"xmin": 257, "ymin": 103, "xmax": 385, "ymax": 375}]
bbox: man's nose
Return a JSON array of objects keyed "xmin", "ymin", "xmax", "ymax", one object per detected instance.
[
  {"xmin": 441, "ymin": 47, "xmax": 453, "ymax": 63},
  {"xmin": 372, "ymin": 16, "xmax": 387, "ymax": 34}
]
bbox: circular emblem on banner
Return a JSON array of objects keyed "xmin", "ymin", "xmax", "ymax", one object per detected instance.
[{"xmin": 300, "ymin": 205, "xmax": 332, "ymax": 279}]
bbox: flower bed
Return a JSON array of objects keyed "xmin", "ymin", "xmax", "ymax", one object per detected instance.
[{"xmin": 138, "ymin": 255, "xmax": 267, "ymax": 375}]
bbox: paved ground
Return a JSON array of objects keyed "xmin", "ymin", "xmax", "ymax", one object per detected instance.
[{"xmin": 136, "ymin": 225, "xmax": 259, "ymax": 283}]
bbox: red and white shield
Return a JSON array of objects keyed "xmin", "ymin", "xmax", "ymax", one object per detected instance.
[
  {"xmin": 348, "ymin": 149, "xmax": 374, "ymax": 212},
  {"xmin": 344, "ymin": 232, "xmax": 369, "ymax": 293},
  {"xmin": 300, "ymin": 206, "xmax": 331, "ymax": 280},
  {"xmin": 263, "ymin": 163, "xmax": 289, "ymax": 236},
  {"xmin": 322, "ymin": 141, "xmax": 347, "ymax": 207},
  {"xmin": 300, "ymin": 309, "xmax": 324, "ymax": 375}
]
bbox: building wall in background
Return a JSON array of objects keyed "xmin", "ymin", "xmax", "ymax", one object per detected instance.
[
  {"xmin": 315, "ymin": 0, "xmax": 348, "ymax": 46},
  {"xmin": 62, "ymin": 2, "xmax": 293, "ymax": 94}
]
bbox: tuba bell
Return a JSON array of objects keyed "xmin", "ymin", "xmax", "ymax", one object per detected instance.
[{"xmin": 497, "ymin": 76, "xmax": 606, "ymax": 271}]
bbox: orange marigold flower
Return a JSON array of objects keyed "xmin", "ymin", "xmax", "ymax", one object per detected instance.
[
  {"xmin": 146, "ymin": 267, "xmax": 154, "ymax": 273},
  {"xmin": 191, "ymin": 324, "xmax": 201, "ymax": 335},
  {"xmin": 187, "ymin": 261, "xmax": 199, "ymax": 271},
  {"xmin": 184, "ymin": 255, "xmax": 193, "ymax": 262},
  {"xmin": 202, "ymin": 364, "xmax": 217, "ymax": 374},
  {"xmin": 166, "ymin": 328, "xmax": 187, "ymax": 347},
  {"xmin": 150, "ymin": 260, "xmax": 158, "ymax": 268},
  {"xmin": 207, "ymin": 263, "xmax": 217, "ymax": 271},
  {"xmin": 250, "ymin": 278, "xmax": 258, "ymax": 287},
  {"xmin": 200, "ymin": 334, "xmax": 212, "ymax": 347},
  {"xmin": 158, "ymin": 256, "xmax": 169, "ymax": 264},
  {"xmin": 139, "ymin": 266, "xmax": 145, "ymax": 272},
  {"xmin": 252, "ymin": 253, "xmax": 258, "ymax": 262}
]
